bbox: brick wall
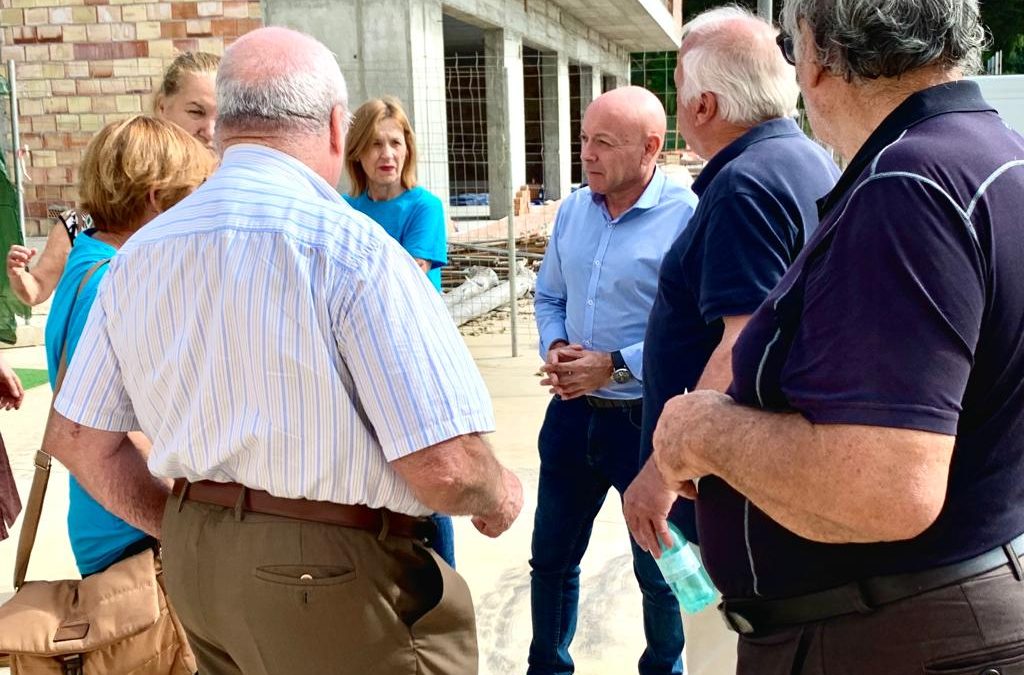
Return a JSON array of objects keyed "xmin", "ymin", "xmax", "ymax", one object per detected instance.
[{"xmin": 0, "ymin": 0, "xmax": 263, "ymax": 236}]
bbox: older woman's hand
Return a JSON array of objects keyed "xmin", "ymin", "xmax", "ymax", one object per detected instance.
[{"xmin": 652, "ymin": 389, "xmax": 734, "ymax": 499}]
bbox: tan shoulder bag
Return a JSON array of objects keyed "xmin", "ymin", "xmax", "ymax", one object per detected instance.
[{"xmin": 0, "ymin": 260, "xmax": 196, "ymax": 674}]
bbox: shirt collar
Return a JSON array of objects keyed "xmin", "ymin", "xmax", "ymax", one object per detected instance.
[
  {"xmin": 219, "ymin": 144, "xmax": 343, "ymax": 204},
  {"xmin": 817, "ymin": 79, "xmax": 995, "ymax": 217},
  {"xmin": 589, "ymin": 165, "xmax": 667, "ymax": 219},
  {"xmin": 692, "ymin": 117, "xmax": 805, "ymax": 197}
]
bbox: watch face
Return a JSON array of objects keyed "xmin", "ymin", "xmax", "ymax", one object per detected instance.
[{"xmin": 612, "ymin": 368, "xmax": 631, "ymax": 384}]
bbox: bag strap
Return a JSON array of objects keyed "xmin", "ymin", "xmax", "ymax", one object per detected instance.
[{"xmin": 13, "ymin": 258, "xmax": 111, "ymax": 590}]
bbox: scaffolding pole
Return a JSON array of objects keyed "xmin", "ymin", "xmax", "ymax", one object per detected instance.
[{"xmin": 7, "ymin": 60, "xmax": 24, "ymax": 242}]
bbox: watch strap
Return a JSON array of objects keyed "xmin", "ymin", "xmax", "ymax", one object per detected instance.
[{"xmin": 610, "ymin": 350, "xmax": 628, "ymax": 373}]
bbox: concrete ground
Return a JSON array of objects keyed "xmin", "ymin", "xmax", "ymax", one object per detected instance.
[{"xmin": 0, "ymin": 331, "xmax": 736, "ymax": 674}]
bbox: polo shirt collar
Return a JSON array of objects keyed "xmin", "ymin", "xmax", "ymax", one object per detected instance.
[
  {"xmin": 817, "ymin": 79, "xmax": 995, "ymax": 217},
  {"xmin": 590, "ymin": 165, "xmax": 667, "ymax": 219},
  {"xmin": 692, "ymin": 117, "xmax": 804, "ymax": 197}
]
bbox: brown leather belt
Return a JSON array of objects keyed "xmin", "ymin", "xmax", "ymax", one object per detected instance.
[{"xmin": 171, "ymin": 479, "xmax": 436, "ymax": 543}]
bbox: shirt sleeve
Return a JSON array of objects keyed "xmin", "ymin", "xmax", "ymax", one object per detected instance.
[
  {"xmin": 781, "ymin": 176, "xmax": 985, "ymax": 434},
  {"xmin": 620, "ymin": 339, "xmax": 644, "ymax": 381},
  {"xmin": 533, "ymin": 206, "xmax": 570, "ymax": 358},
  {"xmin": 333, "ymin": 238, "xmax": 495, "ymax": 461},
  {"xmin": 401, "ymin": 192, "xmax": 448, "ymax": 268},
  {"xmin": 53, "ymin": 284, "xmax": 139, "ymax": 432},
  {"xmin": 697, "ymin": 190, "xmax": 797, "ymax": 323}
]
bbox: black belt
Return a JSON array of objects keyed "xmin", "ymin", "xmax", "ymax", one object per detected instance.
[
  {"xmin": 720, "ymin": 531, "xmax": 1024, "ymax": 635},
  {"xmin": 584, "ymin": 396, "xmax": 642, "ymax": 409}
]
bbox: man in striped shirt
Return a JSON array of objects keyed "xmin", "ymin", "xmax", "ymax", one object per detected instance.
[{"xmin": 43, "ymin": 26, "xmax": 522, "ymax": 675}]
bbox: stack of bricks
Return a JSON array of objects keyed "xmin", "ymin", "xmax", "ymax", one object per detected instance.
[{"xmin": 0, "ymin": 0, "xmax": 263, "ymax": 236}]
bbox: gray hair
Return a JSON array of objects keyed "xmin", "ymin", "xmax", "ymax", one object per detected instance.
[
  {"xmin": 780, "ymin": 0, "xmax": 987, "ymax": 81},
  {"xmin": 216, "ymin": 35, "xmax": 349, "ymax": 134},
  {"xmin": 679, "ymin": 6, "xmax": 799, "ymax": 126}
]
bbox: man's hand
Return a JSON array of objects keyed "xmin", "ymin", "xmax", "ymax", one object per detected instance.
[
  {"xmin": 540, "ymin": 345, "xmax": 613, "ymax": 400},
  {"xmin": 6, "ymin": 245, "xmax": 36, "ymax": 280},
  {"xmin": 0, "ymin": 357, "xmax": 24, "ymax": 411},
  {"xmin": 652, "ymin": 390, "xmax": 732, "ymax": 499},
  {"xmin": 623, "ymin": 459, "xmax": 677, "ymax": 558},
  {"xmin": 471, "ymin": 467, "xmax": 523, "ymax": 538}
]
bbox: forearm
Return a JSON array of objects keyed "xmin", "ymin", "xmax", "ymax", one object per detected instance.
[
  {"xmin": 694, "ymin": 341, "xmax": 733, "ymax": 393},
  {"xmin": 46, "ymin": 414, "xmax": 169, "ymax": 536},
  {"xmin": 8, "ymin": 270, "xmax": 42, "ymax": 306},
  {"xmin": 394, "ymin": 434, "xmax": 511, "ymax": 518},
  {"xmin": 680, "ymin": 399, "xmax": 950, "ymax": 543},
  {"xmin": 695, "ymin": 314, "xmax": 750, "ymax": 393}
]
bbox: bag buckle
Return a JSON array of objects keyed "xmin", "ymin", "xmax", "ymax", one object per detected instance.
[{"xmin": 59, "ymin": 653, "xmax": 84, "ymax": 675}]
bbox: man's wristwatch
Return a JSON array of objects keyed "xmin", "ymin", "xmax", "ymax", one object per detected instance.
[{"xmin": 610, "ymin": 350, "xmax": 632, "ymax": 384}]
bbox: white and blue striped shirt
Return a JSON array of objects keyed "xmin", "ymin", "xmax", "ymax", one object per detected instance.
[{"xmin": 54, "ymin": 144, "xmax": 494, "ymax": 516}]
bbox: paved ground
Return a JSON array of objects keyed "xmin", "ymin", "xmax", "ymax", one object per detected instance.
[{"xmin": 0, "ymin": 331, "xmax": 736, "ymax": 674}]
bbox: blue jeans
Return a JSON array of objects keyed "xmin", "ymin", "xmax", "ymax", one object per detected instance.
[
  {"xmin": 528, "ymin": 396, "xmax": 684, "ymax": 675},
  {"xmin": 430, "ymin": 513, "xmax": 456, "ymax": 569}
]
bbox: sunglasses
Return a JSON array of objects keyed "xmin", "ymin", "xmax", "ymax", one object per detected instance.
[{"xmin": 776, "ymin": 32, "xmax": 796, "ymax": 66}]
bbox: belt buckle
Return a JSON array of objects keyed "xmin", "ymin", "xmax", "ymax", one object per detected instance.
[{"xmin": 719, "ymin": 606, "xmax": 755, "ymax": 635}]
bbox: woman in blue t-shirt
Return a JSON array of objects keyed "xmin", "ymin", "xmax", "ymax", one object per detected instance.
[
  {"xmin": 45, "ymin": 116, "xmax": 215, "ymax": 576},
  {"xmin": 343, "ymin": 97, "xmax": 448, "ymax": 291},
  {"xmin": 343, "ymin": 97, "xmax": 456, "ymax": 567}
]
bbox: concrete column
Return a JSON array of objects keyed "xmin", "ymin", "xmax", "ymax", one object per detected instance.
[
  {"xmin": 582, "ymin": 65, "xmax": 602, "ymax": 106},
  {"xmin": 484, "ymin": 28, "xmax": 526, "ymax": 220},
  {"xmin": 540, "ymin": 52, "xmax": 571, "ymax": 201},
  {"xmin": 260, "ymin": 0, "xmax": 450, "ymax": 207}
]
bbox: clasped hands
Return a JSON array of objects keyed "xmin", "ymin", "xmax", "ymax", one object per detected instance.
[{"xmin": 539, "ymin": 341, "xmax": 613, "ymax": 400}]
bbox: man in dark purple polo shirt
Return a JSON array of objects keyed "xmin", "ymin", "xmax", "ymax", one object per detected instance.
[{"xmin": 651, "ymin": 0, "xmax": 1024, "ymax": 673}]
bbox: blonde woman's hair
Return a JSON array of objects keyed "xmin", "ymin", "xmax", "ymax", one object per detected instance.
[
  {"xmin": 153, "ymin": 51, "xmax": 220, "ymax": 110},
  {"xmin": 345, "ymin": 97, "xmax": 418, "ymax": 196},
  {"xmin": 78, "ymin": 115, "xmax": 217, "ymax": 232}
]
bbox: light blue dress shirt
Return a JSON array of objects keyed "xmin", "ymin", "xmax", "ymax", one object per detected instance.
[{"xmin": 534, "ymin": 167, "xmax": 699, "ymax": 399}]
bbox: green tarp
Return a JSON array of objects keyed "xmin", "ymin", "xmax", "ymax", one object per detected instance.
[{"xmin": 0, "ymin": 143, "xmax": 30, "ymax": 345}]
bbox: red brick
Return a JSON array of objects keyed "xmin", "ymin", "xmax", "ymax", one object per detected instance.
[
  {"xmin": 212, "ymin": 18, "xmax": 236, "ymax": 36},
  {"xmin": 161, "ymin": 21, "xmax": 187, "ymax": 38},
  {"xmin": 237, "ymin": 18, "xmax": 262, "ymax": 34},
  {"xmin": 26, "ymin": 201, "xmax": 47, "ymax": 218},
  {"xmin": 171, "ymin": 3, "xmax": 199, "ymax": 20},
  {"xmin": 172, "ymin": 38, "xmax": 199, "ymax": 52},
  {"xmin": 13, "ymin": 26, "xmax": 37, "ymax": 44},
  {"xmin": 73, "ymin": 41, "xmax": 149, "ymax": 61},
  {"xmin": 84, "ymin": 0, "xmax": 108, "ymax": 5}
]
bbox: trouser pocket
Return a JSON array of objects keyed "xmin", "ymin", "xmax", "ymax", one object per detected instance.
[{"xmin": 924, "ymin": 640, "xmax": 1024, "ymax": 674}]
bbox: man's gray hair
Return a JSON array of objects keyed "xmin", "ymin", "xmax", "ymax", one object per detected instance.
[
  {"xmin": 679, "ymin": 6, "xmax": 799, "ymax": 126},
  {"xmin": 217, "ymin": 36, "xmax": 349, "ymax": 134},
  {"xmin": 780, "ymin": 0, "xmax": 987, "ymax": 81}
]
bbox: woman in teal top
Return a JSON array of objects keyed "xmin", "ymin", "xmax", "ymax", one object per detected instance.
[
  {"xmin": 343, "ymin": 97, "xmax": 448, "ymax": 291},
  {"xmin": 343, "ymin": 97, "xmax": 456, "ymax": 565},
  {"xmin": 44, "ymin": 116, "xmax": 215, "ymax": 576}
]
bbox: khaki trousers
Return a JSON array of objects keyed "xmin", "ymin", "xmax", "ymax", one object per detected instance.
[{"xmin": 160, "ymin": 498, "xmax": 478, "ymax": 675}]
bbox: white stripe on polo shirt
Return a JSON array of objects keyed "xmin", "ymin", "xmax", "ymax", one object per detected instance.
[{"xmin": 54, "ymin": 144, "xmax": 494, "ymax": 516}]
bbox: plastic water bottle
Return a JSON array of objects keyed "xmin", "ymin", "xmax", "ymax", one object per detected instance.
[{"xmin": 654, "ymin": 522, "xmax": 718, "ymax": 614}]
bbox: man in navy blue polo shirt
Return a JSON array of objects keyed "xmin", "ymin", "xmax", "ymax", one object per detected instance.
[
  {"xmin": 623, "ymin": 7, "xmax": 838, "ymax": 553},
  {"xmin": 651, "ymin": 0, "xmax": 1024, "ymax": 672}
]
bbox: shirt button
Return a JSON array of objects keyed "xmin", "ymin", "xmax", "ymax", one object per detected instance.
[
  {"xmin": 587, "ymin": 299, "xmax": 594, "ymax": 306},
  {"xmin": 584, "ymin": 340, "xmax": 592, "ymax": 347},
  {"xmin": 594, "ymin": 260, "xmax": 600, "ymax": 266}
]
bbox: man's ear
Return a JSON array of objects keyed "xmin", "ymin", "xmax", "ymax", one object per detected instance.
[
  {"xmin": 329, "ymin": 105, "xmax": 347, "ymax": 157},
  {"xmin": 644, "ymin": 133, "xmax": 664, "ymax": 165},
  {"xmin": 799, "ymin": 24, "xmax": 826, "ymax": 89},
  {"xmin": 695, "ymin": 92, "xmax": 717, "ymax": 127}
]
